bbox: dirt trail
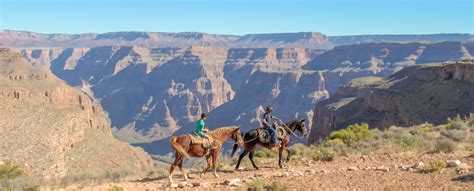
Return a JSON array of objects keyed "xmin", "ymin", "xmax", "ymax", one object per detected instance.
[{"xmin": 76, "ymin": 153, "xmax": 473, "ymax": 190}]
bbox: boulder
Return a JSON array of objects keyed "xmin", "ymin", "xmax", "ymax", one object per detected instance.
[
  {"xmin": 446, "ymin": 160, "xmax": 462, "ymax": 168},
  {"xmin": 224, "ymin": 178, "xmax": 241, "ymax": 186}
]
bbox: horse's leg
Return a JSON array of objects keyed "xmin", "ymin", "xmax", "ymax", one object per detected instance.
[
  {"xmin": 235, "ymin": 148, "xmax": 250, "ymax": 170},
  {"xmin": 248, "ymin": 148, "xmax": 259, "ymax": 170},
  {"xmin": 169, "ymin": 153, "xmax": 181, "ymax": 183},
  {"xmin": 286, "ymin": 145, "xmax": 291, "ymax": 163},
  {"xmin": 211, "ymin": 152, "xmax": 219, "ymax": 178},
  {"xmin": 200, "ymin": 155, "xmax": 212, "ymax": 178},
  {"xmin": 177, "ymin": 157, "xmax": 188, "ymax": 181},
  {"xmin": 278, "ymin": 145, "xmax": 284, "ymax": 168}
]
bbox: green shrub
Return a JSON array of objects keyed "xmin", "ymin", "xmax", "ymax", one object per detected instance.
[
  {"xmin": 329, "ymin": 123, "xmax": 373, "ymax": 145},
  {"xmin": 310, "ymin": 147, "xmax": 335, "ymax": 161},
  {"xmin": 447, "ymin": 129, "xmax": 469, "ymax": 142},
  {"xmin": 421, "ymin": 160, "xmax": 446, "ymax": 173},
  {"xmin": 393, "ymin": 134, "xmax": 421, "ymax": 150},
  {"xmin": 288, "ymin": 143, "xmax": 305, "ymax": 157},
  {"xmin": 419, "ymin": 124, "xmax": 434, "ymax": 133},
  {"xmin": 255, "ymin": 148, "xmax": 277, "ymax": 158},
  {"xmin": 0, "ymin": 162, "xmax": 24, "ymax": 179}
]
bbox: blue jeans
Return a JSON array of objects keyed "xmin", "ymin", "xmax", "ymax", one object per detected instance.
[{"xmin": 267, "ymin": 126, "xmax": 277, "ymax": 144}]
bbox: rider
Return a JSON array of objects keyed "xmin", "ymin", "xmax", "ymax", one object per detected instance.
[
  {"xmin": 262, "ymin": 105, "xmax": 280, "ymax": 148},
  {"xmin": 195, "ymin": 113, "xmax": 214, "ymax": 149}
]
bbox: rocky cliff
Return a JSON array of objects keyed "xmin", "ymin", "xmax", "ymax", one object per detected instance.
[
  {"xmin": 11, "ymin": 39, "xmax": 474, "ymax": 154},
  {"xmin": 308, "ymin": 60, "xmax": 474, "ymax": 144},
  {"xmin": 0, "ymin": 48, "xmax": 156, "ymax": 180}
]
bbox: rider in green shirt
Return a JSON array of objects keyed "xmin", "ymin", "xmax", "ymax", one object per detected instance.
[{"xmin": 195, "ymin": 113, "xmax": 210, "ymax": 138}]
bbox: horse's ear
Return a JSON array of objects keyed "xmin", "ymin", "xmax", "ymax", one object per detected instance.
[{"xmin": 301, "ymin": 119, "xmax": 306, "ymax": 122}]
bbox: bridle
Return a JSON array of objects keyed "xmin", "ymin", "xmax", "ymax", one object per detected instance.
[{"xmin": 277, "ymin": 119, "xmax": 307, "ymax": 139}]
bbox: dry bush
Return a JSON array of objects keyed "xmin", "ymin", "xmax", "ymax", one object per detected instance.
[
  {"xmin": 0, "ymin": 162, "xmax": 24, "ymax": 179},
  {"xmin": 420, "ymin": 160, "xmax": 446, "ymax": 173},
  {"xmin": 248, "ymin": 179, "xmax": 286, "ymax": 191},
  {"xmin": 432, "ymin": 138, "xmax": 458, "ymax": 153}
]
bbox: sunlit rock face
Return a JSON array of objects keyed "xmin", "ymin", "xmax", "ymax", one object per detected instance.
[
  {"xmin": 308, "ymin": 61, "xmax": 474, "ymax": 144},
  {"xmin": 0, "ymin": 48, "xmax": 156, "ymax": 180}
]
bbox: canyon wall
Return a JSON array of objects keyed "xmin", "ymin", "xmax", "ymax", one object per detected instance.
[{"xmin": 0, "ymin": 48, "xmax": 156, "ymax": 180}]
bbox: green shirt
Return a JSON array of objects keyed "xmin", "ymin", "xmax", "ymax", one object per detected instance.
[{"xmin": 195, "ymin": 119, "xmax": 206, "ymax": 137}]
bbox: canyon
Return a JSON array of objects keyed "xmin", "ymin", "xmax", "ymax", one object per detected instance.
[
  {"xmin": 0, "ymin": 48, "xmax": 157, "ymax": 180},
  {"xmin": 2, "ymin": 30, "xmax": 474, "ymax": 155}
]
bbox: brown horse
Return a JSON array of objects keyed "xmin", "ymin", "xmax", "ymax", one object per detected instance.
[
  {"xmin": 231, "ymin": 119, "xmax": 309, "ymax": 169},
  {"xmin": 169, "ymin": 126, "xmax": 243, "ymax": 183}
]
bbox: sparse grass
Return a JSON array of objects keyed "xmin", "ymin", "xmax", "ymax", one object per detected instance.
[
  {"xmin": 57, "ymin": 168, "xmax": 140, "ymax": 188},
  {"xmin": 0, "ymin": 162, "xmax": 24, "ymax": 179},
  {"xmin": 248, "ymin": 179, "xmax": 286, "ymax": 191}
]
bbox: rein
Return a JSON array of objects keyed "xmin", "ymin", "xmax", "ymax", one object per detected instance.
[{"xmin": 278, "ymin": 119, "xmax": 306, "ymax": 139}]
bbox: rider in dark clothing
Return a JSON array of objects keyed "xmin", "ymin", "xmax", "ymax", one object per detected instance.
[{"xmin": 262, "ymin": 105, "xmax": 280, "ymax": 148}]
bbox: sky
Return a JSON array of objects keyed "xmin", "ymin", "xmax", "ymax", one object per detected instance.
[{"xmin": 0, "ymin": 0, "xmax": 472, "ymax": 36}]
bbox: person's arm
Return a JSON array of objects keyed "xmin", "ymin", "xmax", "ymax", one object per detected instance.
[{"xmin": 262, "ymin": 113, "xmax": 271, "ymax": 127}]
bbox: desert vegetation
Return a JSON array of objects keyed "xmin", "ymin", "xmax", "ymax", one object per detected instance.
[
  {"xmin": 0, "ymin": 164, "xmax": 162, "ymax": 190},
  {"xmin": 249, "ymin": 115, "xmax": 473, "ymax": 164},
  {"xmin": 317, "ymin": 115, "xmax": 470, "ymax": 158}
]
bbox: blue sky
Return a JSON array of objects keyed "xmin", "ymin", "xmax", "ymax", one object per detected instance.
[{"xmin": 1, "ymin": 0, "xmax": 472, "ymax": 35}]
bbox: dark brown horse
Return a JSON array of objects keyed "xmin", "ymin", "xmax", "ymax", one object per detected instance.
[
  {"xmin": 169, "ymin": 126, "xmax": 243, "ymax": 183},
  {"xmin": 231, "ymin": 119, "xmax": 309, "ymax": 169}
]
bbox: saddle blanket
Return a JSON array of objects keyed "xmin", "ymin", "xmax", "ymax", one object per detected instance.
[{"xmin": 188, "ymin": 133, "xmax": 213, "ymax": 148}]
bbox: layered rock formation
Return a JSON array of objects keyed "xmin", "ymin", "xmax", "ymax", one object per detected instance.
[
  {"xmin": 328, "ymin": 34, "xmax": 474, "ymax": 45},
  {"xmin": 7, "ymin": 31, "xmax": 474, "ymax": 154},
  {"xmin": 235, "ymin": 32, "xmax": 334, "ymax": 49},
  {"xmin": 308, "ymin": 60, "xmax": 474, "ymax": 144},
  {"xmin": 3, "ymin": 30, "xmax": 473, "ymax": 49},
  {"xmin": 20, "ymin": 46, "xmax": 320, "ymax": 143},
  {"xmin": 0, "ymin": 48, "xmax": 156, "ymax": 180}
]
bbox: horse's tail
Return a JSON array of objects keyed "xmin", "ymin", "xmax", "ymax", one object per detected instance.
[
  {"xmin": 170, "ymin": 136, "xmax": 190, "ymax": 158},
  {"xmin": 230, "ymin": 143, "xmax": 239, "ymax": 157}
]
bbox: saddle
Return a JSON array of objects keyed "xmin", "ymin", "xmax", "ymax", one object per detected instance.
[
  {"xmin": 188, "ymin": 133, "xmax": 213, "ymax": 149},
  {"xmin": 257, "ymin": 126, "xmax": 284, "ymax": 144}
]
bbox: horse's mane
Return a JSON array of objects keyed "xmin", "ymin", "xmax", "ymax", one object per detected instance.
[
  {"xmin": 285, "ymin": 119, "xmax": 301, "ymax": 129},
  {"xmin": 208, "ymin": 126, "xmax": 239, "ymax": 136}
]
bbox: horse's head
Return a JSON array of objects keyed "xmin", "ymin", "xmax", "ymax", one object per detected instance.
[
  {"xmin": 295, "ymin": 119, "xmax": 309, "ymax": 137},
  {"xmin": 232, "ymin": 127, "xmax": 244, "ymax": 145}
]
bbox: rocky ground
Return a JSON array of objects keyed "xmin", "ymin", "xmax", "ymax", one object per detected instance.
[{"xmin": 72, "ymin": 153, "xmax": 473, "ymax": 190}]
